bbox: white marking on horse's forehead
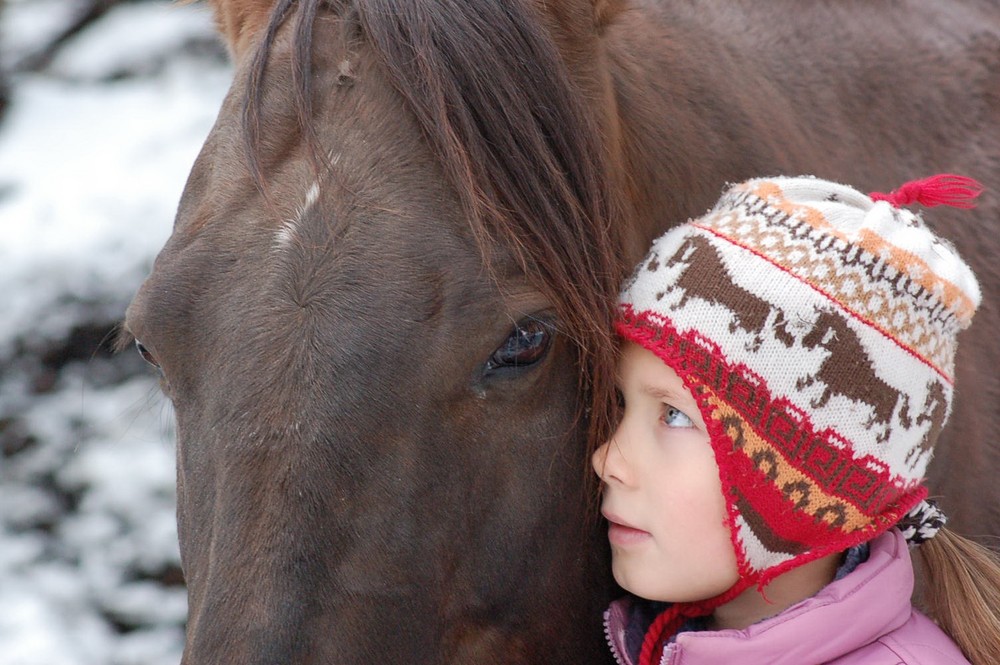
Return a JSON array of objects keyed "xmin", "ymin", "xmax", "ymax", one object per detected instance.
[
  {"xmin": 273, "ymin": 181, "xmax": 321, "ymax": 251},
  {"xmin": 304, "ymin": 181, "xmax": 320, "ymax": 207},
  {"xmin": 271, "ymin": 152, "xmax": 343, "ymax": 252},
  {"xmin": 274, "ymin": 218, "xmax": 299, "ymax": 250}
]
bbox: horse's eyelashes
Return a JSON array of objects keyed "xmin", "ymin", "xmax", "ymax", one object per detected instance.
[
  {"xmin": 486, "ymin": 318, "xmax": 552, "ymax": 372},
  {"xmin": 135, "ymin": 339, "xmax": 161, "ymax": 369}
]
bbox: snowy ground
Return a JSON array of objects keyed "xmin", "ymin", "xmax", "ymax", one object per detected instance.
[{"xmin": 0, "ymin": 2, "xmax": 231, "ymax": 663}]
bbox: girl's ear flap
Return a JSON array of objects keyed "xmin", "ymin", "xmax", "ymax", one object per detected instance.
[{"xmin": 209, "ymin": 0, "xmax": 277, "ymax": 61}]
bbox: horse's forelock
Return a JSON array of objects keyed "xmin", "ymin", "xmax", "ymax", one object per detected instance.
[{"xmin": 245, "ymin": 0, "xmax": 626, "ymax": 490}]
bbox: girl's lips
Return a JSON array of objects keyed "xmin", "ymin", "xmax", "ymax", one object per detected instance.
[
  {"xmin": 604, "ymin": 513, "xmax": 652, "ymax": 546},
  {"xmin": 607, "ymin": 522, "xmax": 652, "ymax": 546}
]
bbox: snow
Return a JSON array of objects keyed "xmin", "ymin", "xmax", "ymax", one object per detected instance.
[
  {"xmin": 0, "ymin": 2, "xmax": 232, "ymax": 663},
  {"xmin": 47, "ymin": 3, "xmax": 220, "ymax": 81},
  {"xmin": 0, "ymin": 0, "xmax": 81, "ymax": 65},
  {"xmin": 0, "ymin": 1, "xmax": 230, "ymax": 356}
]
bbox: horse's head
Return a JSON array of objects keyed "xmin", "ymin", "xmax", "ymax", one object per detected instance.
[{"xmin": 125, "ymin": 0, "xmax": 628, "ymax": 662}]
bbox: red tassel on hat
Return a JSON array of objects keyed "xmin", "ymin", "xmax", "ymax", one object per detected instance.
[
  {"xmin": 638, "ymin": 605, "xmax": 686, "ymax": 665},
  {"xmin": 638, "ymin": 582, "xmax": 751, "ymax": 665},
  {"xmin": 869, "ymin": 174, "xmax": 983, "ymax": 209}
]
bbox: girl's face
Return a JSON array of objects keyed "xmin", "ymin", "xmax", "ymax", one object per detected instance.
[{"xmin": 592, "ymin": 342, "xmax": 739, "ymax": 603}]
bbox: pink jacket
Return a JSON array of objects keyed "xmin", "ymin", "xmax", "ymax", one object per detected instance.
[{"xmin": 604, "ymin": 529, "xmax": 969, "ymax": 665}]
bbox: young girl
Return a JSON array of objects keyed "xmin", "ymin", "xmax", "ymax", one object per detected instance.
[{"xmin": 593, "ymin": 175, "xmax": 1000, "ymax": 664}]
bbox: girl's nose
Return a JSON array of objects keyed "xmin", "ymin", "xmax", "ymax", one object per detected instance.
[
  {"xmin": 591, "ymin": 440, "xmax": 610, "ymax": 479},
  {"xmin": 592, "ymin": 425, "xmax": 629, "ymax": 485}
]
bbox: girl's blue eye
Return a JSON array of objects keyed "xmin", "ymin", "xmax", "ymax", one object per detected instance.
[{"xmin": 664, "ymin": 406, "xmax": 694, "ymax": 428}]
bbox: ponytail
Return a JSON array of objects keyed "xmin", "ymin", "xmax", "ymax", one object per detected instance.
[{"xmin": 916, "ymin": 528, "xmax": 1000, "ymax": 665}]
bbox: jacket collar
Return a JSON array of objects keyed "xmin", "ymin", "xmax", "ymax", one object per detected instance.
[{"xmin": 604, "ymin": 530, "xmax": 913, "ymax": 665}]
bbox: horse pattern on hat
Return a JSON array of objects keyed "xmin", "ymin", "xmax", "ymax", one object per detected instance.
[{"xmin": 618, "ymin": 177, "xmax": 979, "ymax": 582}]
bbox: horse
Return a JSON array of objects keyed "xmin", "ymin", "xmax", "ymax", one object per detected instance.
[{"xmin": 123, "ymin": 1, "xmax": 1000, "ymax": 662}]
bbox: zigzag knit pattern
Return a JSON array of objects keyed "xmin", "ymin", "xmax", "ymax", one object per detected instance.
[{"xmin": 618, "ymin": 176, "xmax": 980, "ymax": 586}]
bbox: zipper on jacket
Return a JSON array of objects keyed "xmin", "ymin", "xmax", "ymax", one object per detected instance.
[
  {"xmin": 604, "ymin": 606, "xmax": 681, "ymax": 665},
  {"xmin": 603, "ymin": 609, "xmax": 628, "ymax": 665}
]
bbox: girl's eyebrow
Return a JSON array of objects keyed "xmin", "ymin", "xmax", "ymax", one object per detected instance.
[{"xmin": 640, "ymin": 383, "xmax": 689, "ymax": 403}]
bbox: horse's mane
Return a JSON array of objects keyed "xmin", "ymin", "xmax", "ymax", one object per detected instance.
[{"xmin": 243, "ymin": 0, "xmax": 626, "ymax": 483}]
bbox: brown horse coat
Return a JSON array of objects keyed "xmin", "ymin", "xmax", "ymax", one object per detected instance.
[{"xmin": 125, "ymin": 1, "xmax": 1000, "ymax": 662}]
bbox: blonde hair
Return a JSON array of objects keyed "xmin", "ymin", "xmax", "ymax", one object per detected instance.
[{"xmin": 916, "ymin": 528, "xmax": 1000, "ymax": 665}]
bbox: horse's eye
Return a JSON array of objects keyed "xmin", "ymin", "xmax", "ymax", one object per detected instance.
[
  {"xmin": 135, "ymin": 339, "xmax": 160, "ymax": 369},
  {"xmin": 487, "ymin": 319, "xmax": 552, "ymax": 371}
]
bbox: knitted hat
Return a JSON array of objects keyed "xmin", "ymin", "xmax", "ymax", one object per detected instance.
[{"xmin": 618, "ymin": 175, "xmax": 981, "ymax": 657}]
